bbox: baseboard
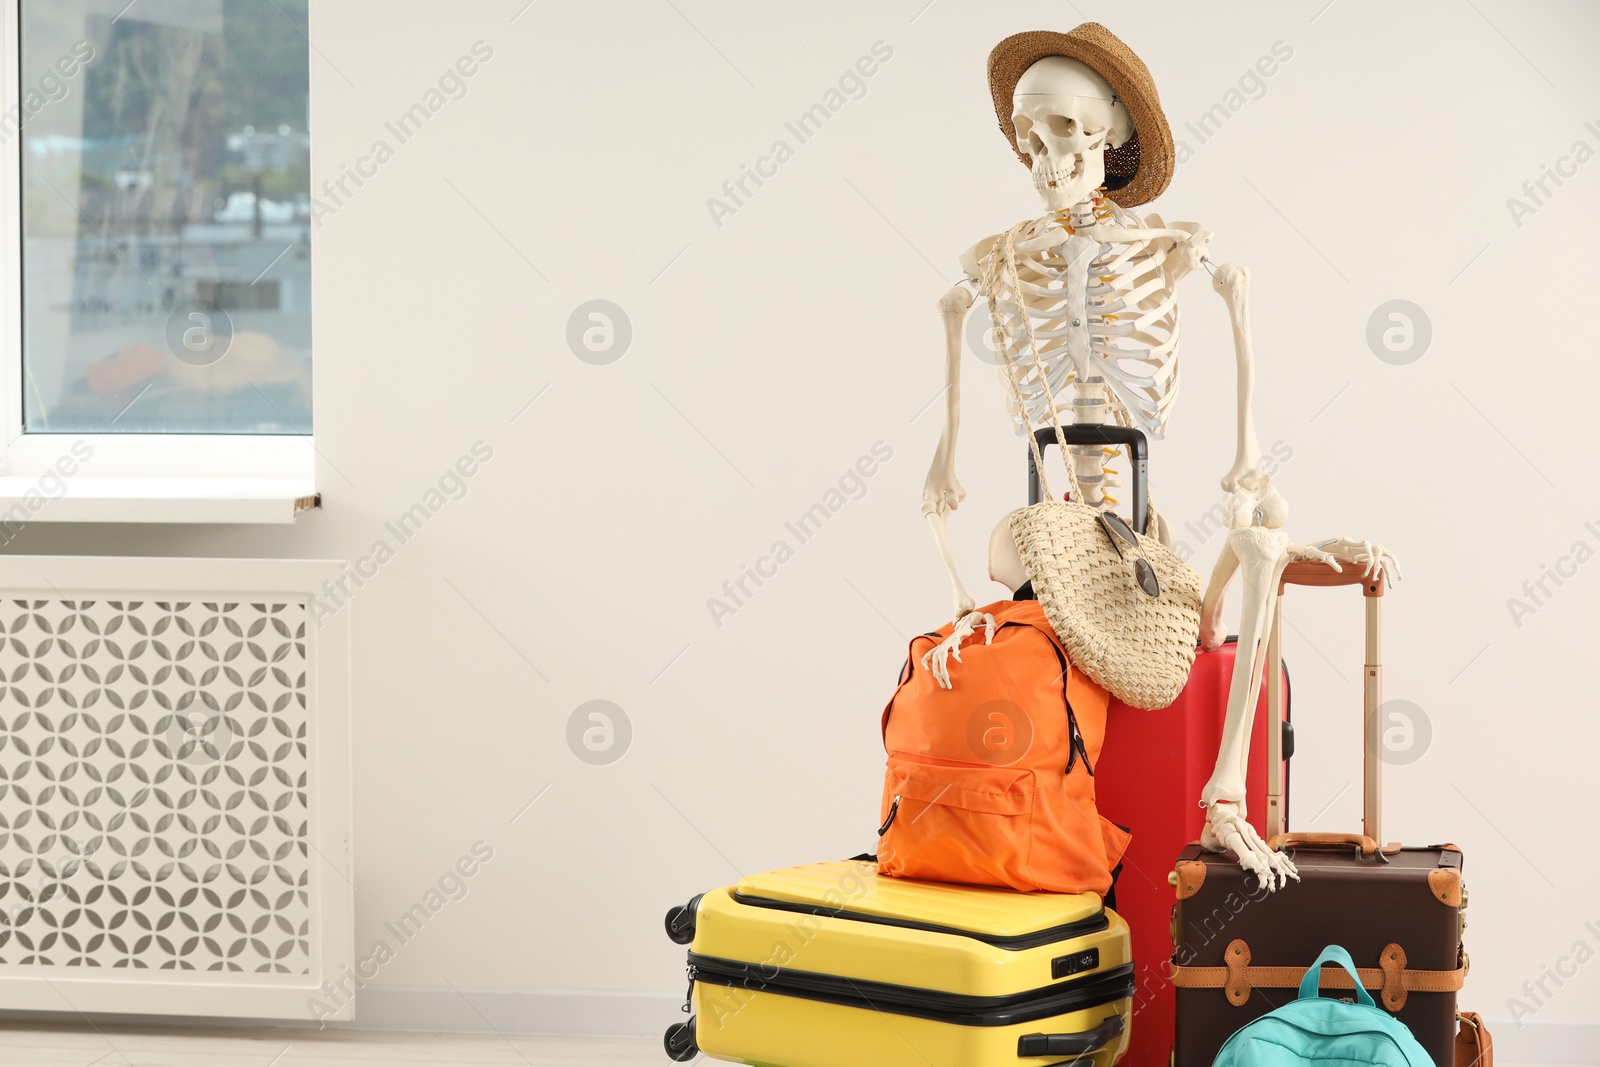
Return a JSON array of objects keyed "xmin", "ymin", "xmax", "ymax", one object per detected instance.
[
  {"xmin": 1485, "ymin": 1017, "xmax": 1600, "ymax": 1066},
  {"xmin": 343, "ymin": 986, "xmax": 683, "ymax": 1038},
  {"xmin": 0, "ymin": 987, "xmax": 682, "ymax": 1040}
]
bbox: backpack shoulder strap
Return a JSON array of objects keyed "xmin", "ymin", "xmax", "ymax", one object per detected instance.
[{"xmin": 881, "ymin": 629, "xmax": 943, "ymax": 740}]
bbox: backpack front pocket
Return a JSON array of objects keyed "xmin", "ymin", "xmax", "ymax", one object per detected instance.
[{"xmin": 878, "ymin": 758, "xmax": 1039, "ymax": 891}]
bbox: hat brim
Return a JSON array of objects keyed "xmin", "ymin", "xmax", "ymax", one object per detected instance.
[{"xmin": 988, "ymin": 24, "xmax": 1174, "ymax": 208}]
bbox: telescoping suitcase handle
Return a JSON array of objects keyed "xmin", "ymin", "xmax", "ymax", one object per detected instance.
[
  {"xmin": 1026, "ymin": 425, "xmax": 1149, "ymax": 534},
  {"xmin": 1262, "ymin": 561, "xmax": 1388, "ymax": 853}
]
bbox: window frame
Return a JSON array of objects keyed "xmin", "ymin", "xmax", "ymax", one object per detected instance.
[{"xmin": 0, "ymin": 0, "xmax": 317, "ymax": 519}]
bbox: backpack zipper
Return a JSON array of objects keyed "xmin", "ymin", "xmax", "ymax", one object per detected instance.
[
  {"xmin": 1065, "ymin": 705, "xmax": 1093, "ymax": 776},
  {"xmin": 878, "ymin": 795, "xmax": 900, "ymax": 837}
]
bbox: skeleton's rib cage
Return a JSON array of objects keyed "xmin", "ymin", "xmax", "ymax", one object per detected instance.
[{"xmin": 982, "ymin": 201, "xmax": 1182, "ymax": 448}]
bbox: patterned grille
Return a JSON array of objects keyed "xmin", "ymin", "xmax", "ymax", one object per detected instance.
[{"xmin": 0, "ymin": 598, "xmax": 311, "ymax": 972}]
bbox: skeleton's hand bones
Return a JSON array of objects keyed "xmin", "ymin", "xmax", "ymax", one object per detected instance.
[
  {"xmin": 1288, "ymin": 543, "xmax": 1341, "ymax": 570},
  {"xmin": 921, "ymin": 611, "xmax": 996, "ymax": 689},
  {"xmin": 1312, "ymin": 538, "xmax": 1403, "ymax": 584},
  {"xmin": 1202, "ymin": 801, "xmax": 1299, "ymax": 891}
]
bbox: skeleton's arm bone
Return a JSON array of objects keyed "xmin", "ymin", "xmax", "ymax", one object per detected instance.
[
  {"xmin": 922, "ymin": 284, "xmax": 975, "ymax": 519},
  {"xmin": 925, "ymin": 511, "xmax": 977, "ymax": 619},
  {"xmin": 1200, "ymin": 530, "xmax": 1291, "ymax": 811},
  {"xmin": 923, "ymin": 284, "xmax": 977, "ymax": 619},
  {"xmin": 1210, "ymin": 264, "xmax": 1264, "ymax": 493},
  {"xmin": 1198, "ymin": 538, "xmax": 1240, "ymax": 653},
  {"xmin": 1197, "ymin": 523, "xmax": 1334, "ymax": 893}
]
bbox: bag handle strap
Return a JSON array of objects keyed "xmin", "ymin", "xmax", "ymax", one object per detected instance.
[
  {"xmin": 1456, "ymin": 1011, "xmax": 1493, "ymax": 1067},
  {"xmin": 1267, "ymin": 831, "xmax": 1389, "ymax": 858},
  {"xmin": 1298, "ymin": 945, "xmax": 1376, "ymax": 1007}
]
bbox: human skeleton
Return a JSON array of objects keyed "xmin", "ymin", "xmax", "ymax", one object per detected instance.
[{"xmin": 921, "ymin": 55, "xmax": 1398, "ymax": 889}]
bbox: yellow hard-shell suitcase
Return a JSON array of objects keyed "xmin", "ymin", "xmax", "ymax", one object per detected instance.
[{"xmin": 663, "ymin": 860, "xmax": 1133, "ymax": 1067}]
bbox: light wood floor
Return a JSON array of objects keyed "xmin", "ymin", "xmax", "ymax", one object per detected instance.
[
  {"xmin": 0, "ymin": 1024, "xmax": 663, "ymax": 1066},
  {"xmin": 0, "ymin": 1023, "xmax": 1566, "ymax": 1067}
]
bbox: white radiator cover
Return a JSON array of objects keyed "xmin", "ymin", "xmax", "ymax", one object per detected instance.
[{"xmin": 0, "ymin": 557, "xmax": 352, "ymax": 1020}]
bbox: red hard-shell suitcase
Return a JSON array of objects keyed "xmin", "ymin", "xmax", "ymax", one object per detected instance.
[
  {"xmin": 1022, "ymin": 426, "xmax": 1291, "ymax": 1067},
  {"xmin": 1094, "ymin": 642, "xmax": 1288, "ymax": 1067}
]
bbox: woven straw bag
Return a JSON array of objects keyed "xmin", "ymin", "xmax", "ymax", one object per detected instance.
[{"xmin": 985, "ymin": 222, "xmax": 1200, "ymax": 710}]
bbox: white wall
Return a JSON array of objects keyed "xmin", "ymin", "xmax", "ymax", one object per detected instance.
[{"xmin": 18, "ymin": 0, "xmax": 1600, "ymax": 1055}]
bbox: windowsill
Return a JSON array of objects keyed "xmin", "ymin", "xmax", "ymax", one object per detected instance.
[{"xmin": 0, "ymin": 476, "xmax": 319, "ymax": 524}]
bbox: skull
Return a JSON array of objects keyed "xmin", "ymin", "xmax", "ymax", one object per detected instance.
[{"xmin": 1011, "ymin": 56, "xmax": 1133, "ymax": 212}]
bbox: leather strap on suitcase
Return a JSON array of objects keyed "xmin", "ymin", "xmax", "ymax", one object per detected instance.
[
  {"xmin": 1455, "ymin": 1011, "xmax": 1493, "ymax": 1067},
  {"xmin": 1170, "ymin": 939, "xmax": 1468, "ymax": 1010}
]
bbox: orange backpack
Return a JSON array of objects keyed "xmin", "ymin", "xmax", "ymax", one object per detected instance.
[{"xmin": 877, "ymin": 599, "xmax": 1130, "ymax": 896}]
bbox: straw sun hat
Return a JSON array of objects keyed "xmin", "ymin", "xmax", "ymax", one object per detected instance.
[{"xmin": 988, "ymin": 23, "xmax": 1174, "ymax": 207}]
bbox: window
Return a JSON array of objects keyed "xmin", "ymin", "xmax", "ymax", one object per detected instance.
[
  {"xmin": 0, "ymin": 0, "xmax": 318, "ymax": 518},
  {"xmin": 17, "ymin": 0, "xmax": 311, "ymax": 439}
]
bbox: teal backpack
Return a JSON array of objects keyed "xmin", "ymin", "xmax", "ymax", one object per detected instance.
[{"xmin": 1213, "ymin": 945, "xmax": 1435, "ymax": 1067}]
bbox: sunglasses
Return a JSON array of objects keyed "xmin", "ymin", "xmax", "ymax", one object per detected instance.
[{"xmin": 1097, "ymin": 511, "xmax": 1160, "ymax": 598}]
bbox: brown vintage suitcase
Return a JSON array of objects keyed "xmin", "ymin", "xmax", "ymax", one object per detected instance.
[{"xmin": 1168, "ymin": 561, "xmax": 1470, "ymax": 1067}]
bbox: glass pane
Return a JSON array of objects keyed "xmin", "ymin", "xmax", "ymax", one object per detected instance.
[{"xmin": 20, "ymin": 0, "xmax": 311, "ymax": 434}]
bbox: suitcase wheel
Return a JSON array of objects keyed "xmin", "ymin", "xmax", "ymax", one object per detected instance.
[
  {"xmin": 664, "ymin": 895, "xmax": 701, "ymax": 945},
  {"xmin": 664, "ymin": 1018, "xmax": 698, "ymax": 1062}
]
